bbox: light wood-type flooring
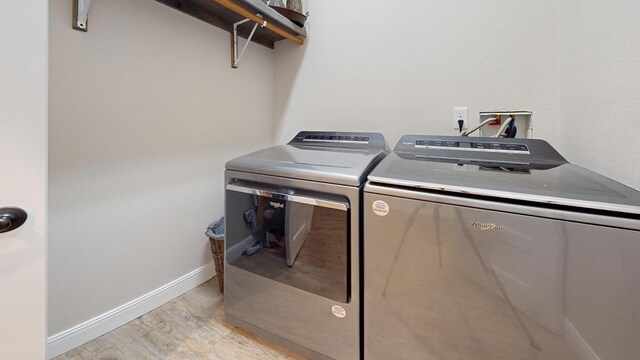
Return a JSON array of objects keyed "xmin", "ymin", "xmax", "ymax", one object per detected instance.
[{"xmin": 54, "ymin": 278, "xmax": 305, "ymax": 360}]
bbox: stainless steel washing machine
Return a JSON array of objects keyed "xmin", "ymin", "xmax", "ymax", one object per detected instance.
[
  {"xmin": 225, "ymin": 131, "xmax": 387, "ymax": 360},
  {"xmin": 364, "ymin": 135, "xmax": 640, "ymax": 360}
]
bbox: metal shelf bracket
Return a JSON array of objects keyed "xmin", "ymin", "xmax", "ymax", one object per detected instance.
[
  {"xmin": 232, "ymin": 15, "xmax": 267, "ymax": 69},
  {"xmin": 73, "ymin": 0, "xmax": 92, "ymax": 32}
]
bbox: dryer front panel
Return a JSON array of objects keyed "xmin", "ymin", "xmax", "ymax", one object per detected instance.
[
  {"xmin": 364, "ymin": 192, "xmax": 640, "ymax": 360},
  {"xmin": 224, "ymin": 171, "xmax": 361, "ymax": 360}
]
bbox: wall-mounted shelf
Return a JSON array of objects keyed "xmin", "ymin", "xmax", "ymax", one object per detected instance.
[
  {"xmin": 156, "ymin": 0, "xmax": 306, "ymax": 50},
  {"xmin": 73, "ymin": 0, "xmax": 306, "ymax": 68},
  {"xmin": 73, "ymin": 0, "xmax": 92, "ymax": 31}
]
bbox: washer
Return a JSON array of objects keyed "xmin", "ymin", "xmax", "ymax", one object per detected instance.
[
  {"xmin": 225, "ymin": 131, "xmax": 387, "ymax": 360},
  {"xmin": 364, "ymin": 135, "xmax": 640, "ymax": 360}
]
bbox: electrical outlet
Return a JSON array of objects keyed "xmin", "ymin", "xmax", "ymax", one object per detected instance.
[{"xmin": 453, "ymin": 107, "xmax": 468, "ymax": 131}]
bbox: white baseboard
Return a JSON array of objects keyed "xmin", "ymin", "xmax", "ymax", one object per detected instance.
[
  {"xmin": 564, "ymin": 318, "xmax": 601, "ymax": 360},
  {"xmin": 46, "ymin": 262, "xmax": 216, "ymax": 359}
]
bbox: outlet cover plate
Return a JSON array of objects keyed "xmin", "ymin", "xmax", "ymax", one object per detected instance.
[{"xmin": 453, "ymin": 107, "xmax": 468, "ymax": 131}]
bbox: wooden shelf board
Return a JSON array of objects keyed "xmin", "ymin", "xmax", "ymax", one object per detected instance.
[{"xmin": 156, "ymin": 0, "xmax": 305, "ymax": 49}]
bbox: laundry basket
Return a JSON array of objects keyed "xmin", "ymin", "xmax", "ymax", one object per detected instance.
[{"xmin": 206, "ymin": 217, "xmax": 225, "ymax": 294}]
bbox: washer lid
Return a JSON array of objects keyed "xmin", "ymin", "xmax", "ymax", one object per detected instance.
[
  {"xmin": 226, "ymin": 132, "xmax": 388, "ymax": 186},
  {"xmin": 367, "ymin": 135, "xmax": 640, "ymax": 216}
]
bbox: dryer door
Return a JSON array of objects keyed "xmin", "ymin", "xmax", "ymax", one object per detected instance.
[{"xmin": 226, "ymin": 182, "xmax": 350, "ymax": 303}]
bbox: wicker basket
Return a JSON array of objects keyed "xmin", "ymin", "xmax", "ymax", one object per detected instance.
[{"xmin": 209, "ymin": 236, "xmax": 225, "ymax": 294}]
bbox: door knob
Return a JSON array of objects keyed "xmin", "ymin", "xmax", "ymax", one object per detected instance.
[{"xmin": 0, "ymin": 207, "xmax": 28, "ymax": 234}]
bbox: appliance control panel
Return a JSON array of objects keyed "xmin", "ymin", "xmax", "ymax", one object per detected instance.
[
  {"xmin": 303, "ymin": 134, "xmax": 370, "ymax": 144},
  {"xmin": 394, "ymin": 135, "xmax": 567, "ymax": 167},
  {"xmin": 290, "ymin": 131, "xmax": 387, "ymax": 150},
  {"xmin": 415, "ymin": 139, "xmax": 530, "ymax": 154}
]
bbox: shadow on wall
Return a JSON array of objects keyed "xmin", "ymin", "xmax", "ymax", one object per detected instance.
[{"xmin": 272, "ymin": 18, "xmax": 309, "ymax": 141}]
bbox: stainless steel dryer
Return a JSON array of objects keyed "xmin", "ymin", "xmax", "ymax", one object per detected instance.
[
  {"xmin": 225, "ymin": 131, "xmax": 387, "ymax": 360},
  {"xmin": 364, "ymin": 135, "xmax": 640, "ymax": 360}
]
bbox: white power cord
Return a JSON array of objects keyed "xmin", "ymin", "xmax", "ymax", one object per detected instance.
[
  {"xmin": 461, "ymin": 118, "xmax": 496, "ymax": 137},
  {"xmin": 492, "ymin": 116, "xmax": 515, "ymax": 138}
]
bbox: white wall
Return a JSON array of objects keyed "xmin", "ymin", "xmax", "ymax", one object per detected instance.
[
  {"xmin": 275, "ymin": 0, "xmax": 640, "ymax": 191},
  {"xmin": 0, "ymin": 1, "xmax": 47, "ymax": 358},
  {"xmin": 48, "ymin": 0, "xmax": 273, "ymax": 337},
  {"xmin": 274, "ymin": 0, "xmax": 562, "ymax": 148},
  {"xmin": 558, "ymin": 0, "xmax": 640, "ymax": 189}
]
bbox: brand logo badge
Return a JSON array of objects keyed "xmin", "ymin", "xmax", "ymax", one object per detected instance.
[
  {"xmin": 470, "ymin": 221, "xmax": 506, "ymax": 232},
  {"xmin": 270, "ymin": 202, "xmax": 284, "ymax": 209},
  {"xmin": 331, "ymin": 305, "xmax": 347, "ymax": 318}
]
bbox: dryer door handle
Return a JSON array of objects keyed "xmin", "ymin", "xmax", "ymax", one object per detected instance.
[{"xmin": 226, "ymin": 184, "xmax": 349, "ymax": 211}]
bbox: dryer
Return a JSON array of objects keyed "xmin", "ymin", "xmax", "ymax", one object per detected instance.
[
  {"xmin": 364, "ymin": 135, "xmax": 640, "ymax": 360},
  {"xmin": 225, "ymin": 131, "xmax": 387, "ymax": 360}
]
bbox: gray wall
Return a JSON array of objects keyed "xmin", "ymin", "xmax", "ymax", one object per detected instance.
[
  {"xmin": 48, "ymin": 0, "xmax": 274, "ymax": 335},
  {"xmin": 559, "ymin": 0, "xmax": 640, "ymax": 189},
  {"xmin": 274, "ymin": 0, "xmax": 640, "ymax": 190},
  {"xmin": 274, "ymin": 0, "xmax": 562, "ymax": 152}
]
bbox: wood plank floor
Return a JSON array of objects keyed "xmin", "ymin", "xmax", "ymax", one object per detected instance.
[{"xmin": 54, "ymin": 278, "xmax": 306, "ymax": 360}]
